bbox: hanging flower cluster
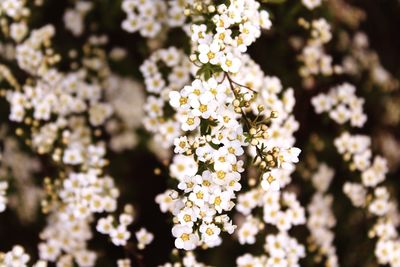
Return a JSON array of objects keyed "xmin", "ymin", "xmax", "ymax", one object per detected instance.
[
  {"xmin": 104, "ymin": 75, "xmax": 145, "ymax": 152},
  {"xmin": 0, "ymin": 129, "xmax": 41, "ymax": 221},
  {"xmin": 141, "ymin": 47, "xmax": 191, "ymax": 153},
  {"xmin": 121, "ymin": 0, "xmax": 188, "ymax": 38},
  {"xmin": 148, "ymin": 0, "xmax": 303, "ymax": 252},
  {"xmin": 298, "ymin": 16, "xmax": 342, "ymax": 85},
  {"xmin": 306, "ymin": 163, "xmax": 338, "ymax": 267},
  {"xmin": 334, "ymin": 131, "xmax": 400, "ymax": 266},
  {"xmin": 0, "ymin": 1, "xmax": 152, "ymax": 266},
  {"xmin": 312, "ymin": 88, "xmax": 400, "ymax": 266},
  {"xmin": 236, "ymin": 190, "xmax": 306, "ymax": 266},
  {"xmin": 312, "ymin": 83, "xmax": 367, "ymax": 127},
  {"xmin": 230, "ymin": 72, "xmax": 305, "ymax": 266}
]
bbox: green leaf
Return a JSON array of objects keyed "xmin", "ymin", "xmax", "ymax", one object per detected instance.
[{"xmin": 200, "ymin": 119, "xmax": 209, "ymax": 135}]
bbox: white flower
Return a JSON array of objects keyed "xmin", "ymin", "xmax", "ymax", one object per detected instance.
[
  {"xmin": 110, "ymin": 225, "xmax": 131, "ymax": 246},
  {"xmin": 191, "ymin": 24, "xmax": 209, "ymax": 43},
  {"xmin": 311, "ymin": 94, "xmax": 332, "ymax": 113},
  {"xmin": 177, "ymin": 207, "xmax": 199, "ymax": 227},
  {"xmin": 279, "ymin": 147, "xmax": 301, "ymax": 169},
  {"xmin": 260, "ymin": 10, "xmax": 272, "ymax": 29},
  {"xmin": 135, "ymin": 228, "xmax": 154, "ymax": 250},
  {"xmin": 197, "ymin": 42, "xmax": 222, "ymax": 65},
  {"xmin": 96, "ymin": 216, "xmax": 114, "ymax": 234},
  {"xmin": 63, "ymin": 147, "xmax": 83, "ymax": 165},
  {"xmin": 188, "ymin": 185, "xmax": 210, "ymax": 207},
  {"xmin": 173, "ymin": 136, "xmax": 190, "ymax": 154},
  {"xmin": 209, "ymin": 189, "xmax": 233, "ymax": 213},
  {"xmin": 74, "ymin": 250, "xmax": 96, "ymax": 267},
  {"xmin": 220, "ymin": 53, "xmax": 241, "ymax": 73},
  {"xmin": 39, "ymin": 241, "xmax": 61, "ymax": 262},
  {"xmin": 155, "ymin": 190, "xmax": 177, "ymax": 213},
  {"xmin": 261, "ymin": 172, "xmax": 280, "ymax": 191},
  {"xmin": 199, "ymin": 223, "xmax": 221, "ymax": 247},
  {"xmin": 169, "ymin": 90, "xmax": 189, "ymax": 110},
  {"xmin": 238, "ymin": 217, "xmax": 260, "ymax": 244},
  {"xmin": 4, "ymin": 246, "xmax": 30, "ymax": 267},
  {"xmin": 119, "ymin": 213, "xmax": 134, "ymax": 226},
  {"xmin": 170, "ymin": 154, "xmax": 198, "ymax": 181},
  {"xmin": 172, "ymin": 225, "xmax": 199, "ymax": 250},
  {"xmin": 10, "ymin": 22, "xmax": 28, "ymax": 42}
]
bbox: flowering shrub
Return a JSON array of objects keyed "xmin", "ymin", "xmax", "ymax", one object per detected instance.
[{"xmin": 0, "ymin": 0, "xmax": 399, "ymax": 266}]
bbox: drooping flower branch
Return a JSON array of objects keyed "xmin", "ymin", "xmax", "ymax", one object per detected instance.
[
  {"xmin": 312, "ymin": 83, "xmax": 400, "ymax": 266},
  {"xmin": 0, "ymin": 2, "xmax": 152, "ymax": 266}
]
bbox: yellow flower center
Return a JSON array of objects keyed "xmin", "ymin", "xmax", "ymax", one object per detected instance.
[
  {"xmin": 181, "ymin": 233, "xmax": 190, "ymax": 241},
  {"xmin": 196, "ymin": 192, "xmax": 204, "ymax": 199},
  {"xmin": 183, "ymin": 214, "xmax": 191, "ymax": 222},
  {"xmin": 179, "ymin": 97, "xmax": 188, "ymax": 105},
  {"xmin": 187, "ymin": 118, "xmax": 194, "ymax": 125},
  {"xmin": 199, "ymin": 104, "xmax": 208, "ymax": 112},
  {"xmin": 206, "ymin": 228, "xmax": 214, "ymax": 235},
  {"xmin": 179, "ymin": 141, "xmax": 186, "ymax": 148},
  {"xmin": 217, "ymin": 170, "xmax": 226, "ymax": 179}
]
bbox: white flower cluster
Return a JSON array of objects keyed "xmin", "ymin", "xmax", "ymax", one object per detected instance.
[
  {"xmin": 335, "ymin": 133, "xmax": 391, "ymax": 205},
  {"xmin": 150, "ymin": 0, "xmax": 303, "ymax": 253},
  {"xmin": 96, "ymin": 211, "xmax": 134, "ymax": 246},
  {"xmin": 249, "ymin": 75, "xmax": 300, "ymax": 191},
  {"xmin": 105, "ymin": 75, "xmax": 145, "ymax": 152},
  {"xmin": 235, "ymin": 189, "xmax": 305, "ymax": 266},
  {"xmin": 236, "ymin": 232, "xmax": 304, "ymax": 267},
  {"xmin": 97, "ymin": 212, "xmax": 153, "ymax": 249},
  {"xmin": 313, "ymin": 82, "xmax": 400, "ymax": 266},
  {"xmin": 0, "ymin": 7, "xmax": 153, "ymax": 265},
  {"xmin": 299, "ymin": 18, "xmax": 341, "ymax": 79},
  {"xmin": 7, "ymin": 27, "xmax": 111, "ymax": 129},
  {"xmin": 63, "ymin": 1, "xmax": 93, "ymax": 36},
  {"xmin": 0, "ymin": 0, "xmax": 26, "ymax": 19},
  {"xmin": 312, "ymin": 83, "xmax": 367, "ymax": 127},
  {"xmin": 189, "ymin": 0, "xmax": 271, "ymax": 74},
  {"xmin": 307, "ymin": 163, "xmax": 338, "ymax": 267},
  {"xmin": 209, "ymin": 68, "xmax": 305, "ymax": 265},
  {"xmin": 121, "ymin": 0, "xmax": 188, "ymax": 38},
  {"xmin": 0, "ymin": 0, "xmax": 29, "ymax": 43},
  {"xmin": 227, "ymin": 68, "xmax": 305, "ymax": 265},
  {"xmin": 0, "ymin": 133, "xmax": 41, "ymax": 221},
  {"xmin": 336, "ymin": 132, "xmax": 400, "ymax": 266},
  {"xmin": 35, "ymin": 148, "xmax": 119, "ymax": 264},
  {"xmin": 0, "ymin": 246, "xmax": 30, "ymax": 267},
  {"xmin": 141, "ymin": 47, "xmax": 191, "ymax": 153}
]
